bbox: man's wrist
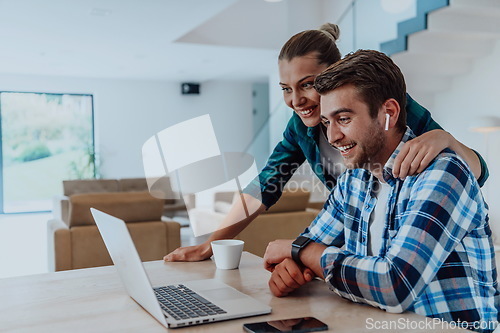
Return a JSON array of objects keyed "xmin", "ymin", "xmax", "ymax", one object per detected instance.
[
  {"xmin": 299, "ymin": 242, "xmax": 327, "ymax": 279},
  {"xmin": 291, "ymin": 236, "xmax": 312, "ymax": 266}
]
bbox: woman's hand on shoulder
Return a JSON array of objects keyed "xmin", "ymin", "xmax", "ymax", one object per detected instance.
[{"xmin": 393, "ymin": 129, "xmax": 451, "ymax": 179}]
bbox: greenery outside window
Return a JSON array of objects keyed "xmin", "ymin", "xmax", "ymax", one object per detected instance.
[{"xmin": 0, "ymin": 92, "xmax": 95, "ymax": 213}]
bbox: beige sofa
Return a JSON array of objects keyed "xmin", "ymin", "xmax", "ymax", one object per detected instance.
[
  {"xmin": 236, "ymin": 189, "xmax": 319, "ymax": 257},
  {"xmin": 53, "ymin": 177, "xmax": 193, "ymax": 223},
  {"xmin": 47, "ymin": 191, "xmax": 181, "ymax": 271}
]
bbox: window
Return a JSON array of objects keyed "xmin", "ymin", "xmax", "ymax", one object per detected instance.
[{"xmin": 0, "ymin": 92, "xmax": 95, "ymax": 213}]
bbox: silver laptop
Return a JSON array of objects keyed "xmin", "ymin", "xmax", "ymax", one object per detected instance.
[{"xmin": 90, "ymin": 208, "xmax": 271, "ymax": 328}]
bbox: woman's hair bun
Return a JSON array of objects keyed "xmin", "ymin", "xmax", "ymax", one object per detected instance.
[{"xmin": 319, "ymin": 23, "xmax": 340, "ymax": 41}]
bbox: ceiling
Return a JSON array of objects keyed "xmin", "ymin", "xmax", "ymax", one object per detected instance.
[{"xmin": 0, "ymin": 0, "xmax": 294, "ymax": 82}]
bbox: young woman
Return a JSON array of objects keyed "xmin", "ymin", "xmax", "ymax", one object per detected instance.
[{"xmin": 164, "ymin": 23, "xmax": 488, "ymax": 262}]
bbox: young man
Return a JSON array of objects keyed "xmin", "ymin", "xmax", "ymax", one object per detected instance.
[{"xmin": 263, "ymin": 50, "xmax": 499, "ymax": 332}]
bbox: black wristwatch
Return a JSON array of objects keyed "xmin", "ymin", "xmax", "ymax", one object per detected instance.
[{"xmin": 291, "ymin": 236, "xmax": 312, "ymax": 266}]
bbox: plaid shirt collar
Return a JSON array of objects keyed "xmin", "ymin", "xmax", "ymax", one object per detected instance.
[{"xmin": 381, "ymin": 126, "xmax": 415, "ymax": 185}]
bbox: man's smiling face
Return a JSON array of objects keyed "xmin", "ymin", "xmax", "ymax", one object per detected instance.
[{"xmin": 320, "ymin": 84, "xmax": 386, "ymax": 170}]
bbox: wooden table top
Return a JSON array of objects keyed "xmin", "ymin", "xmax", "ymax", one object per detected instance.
[{"xmin": 0, "ymin": 252, "xmax": 469, "ymax": 332}]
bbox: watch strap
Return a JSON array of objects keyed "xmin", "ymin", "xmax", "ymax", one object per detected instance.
[{"xmin": 291, "ymin": 236, "xmax": 311, "ymax": 266}]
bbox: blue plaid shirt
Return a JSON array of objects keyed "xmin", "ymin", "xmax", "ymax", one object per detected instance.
[{"xmin": 302, "ymin": 128, "xmax": 499, "ymax": 333}]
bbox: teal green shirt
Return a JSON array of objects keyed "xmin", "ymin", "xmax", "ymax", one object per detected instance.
[{"xmin": 244, "ymin": 94, "xmax": 489, "ymax": 208}]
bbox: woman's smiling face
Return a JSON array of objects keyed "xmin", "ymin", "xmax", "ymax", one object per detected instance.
[{"xmin": 278, "ymin": 53, "xmax": 329, "ymax": 127}]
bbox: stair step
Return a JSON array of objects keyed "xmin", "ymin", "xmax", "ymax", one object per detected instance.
[
  {"xmin": 391, "ymin": 53, "xmax": 473, "ymax": 76},
  {"xmin": 439, "ymin": 4, "xmax": 500, "ymax": 17},
  {"xmin": 428, "ymin": 10, "xmax": 500, "ymax": 36},
  {"xmin": 407, "ymin": 30, "xmax": 495, "ymax": 57},
  {"xmin": 402, "ymin": 73, "xmax": 452, "ymax": 93},
  {"xmin": 451, "ymin": 0, "xmax": 500, "ymax": 9}
]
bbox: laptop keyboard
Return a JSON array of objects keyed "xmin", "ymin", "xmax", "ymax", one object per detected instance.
[{"xmin": 154, "ymin": 284, "xmax": 227, "ymax": 321}]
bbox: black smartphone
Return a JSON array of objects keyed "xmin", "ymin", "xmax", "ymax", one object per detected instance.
[{"xmin": 243, "ymin": 317, "xmax": 328, "ymax": 333}]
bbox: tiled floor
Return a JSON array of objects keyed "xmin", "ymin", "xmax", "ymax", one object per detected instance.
[{"xmin": 0, "ymin": 213, "xmax": 200, "ymax": 279}]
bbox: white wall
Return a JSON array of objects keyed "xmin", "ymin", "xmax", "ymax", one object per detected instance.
[
  {"xmin": 0, "ymin": 74, "xmax": 254, "ymax": 180},
  {"xmin": 432, "ymin": 39, "xmax": 500, "ymax": 241}
]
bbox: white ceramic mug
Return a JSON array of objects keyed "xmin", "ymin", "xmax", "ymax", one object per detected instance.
[{"xmin": 211, "ymin": 240, "xmax": 244, "ymax": 270}]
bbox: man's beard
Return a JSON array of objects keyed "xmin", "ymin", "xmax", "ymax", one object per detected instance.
[{"xmin": 345, "ymin": 124, "xmax": 386, "ymax": 170}]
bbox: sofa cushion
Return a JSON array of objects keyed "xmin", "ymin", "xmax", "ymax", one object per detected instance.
[
  {"xmin": 68, "ymin": 191, "xmax": 164, "ymax": 227},
  {"xmin": 214, "ymin": 189, "xmax": 311, "ymax": 214},
  {"xmin": 63, "ymin": 179, "xmax": 120, "ymax": 196},
  {"xmin": 236, "ymin": 210, "xmax": 317, "ymax": 257},
  {"xmin": 70, "ymin": 222, "xmax": 171, "ymax": 269},
  {"xmin": 263, "ymin": 188, "xmax": 310, "ymax": 214},
  {"xmin": 118, "ymin": 178, "xmax": 149, "ymax": 192}
]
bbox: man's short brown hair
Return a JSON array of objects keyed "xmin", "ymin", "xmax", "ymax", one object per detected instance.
[{"xmin": 314, "ymin": 49, "xmax": 407, "ymax": 132}]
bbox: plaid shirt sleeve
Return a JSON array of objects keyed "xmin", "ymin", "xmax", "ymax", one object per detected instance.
[
  {"xmin": 317, "ymin": 154, "xmax": 488, "ymax": 313},
  {"xmin": 300, "ymin": 182, "xmax": 346, "ymax": 248}
]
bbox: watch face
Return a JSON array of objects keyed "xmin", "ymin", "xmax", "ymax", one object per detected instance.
[{"xmin": 293, "ymin": 236, "xmax": 310, "ymax": 247}]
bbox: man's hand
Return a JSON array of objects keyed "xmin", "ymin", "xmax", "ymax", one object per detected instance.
[
  {"xmin": 263, "ymin": 239, "xmax": 294, "ymax": 272},
  {"xmin": 163, "ymin": 242, "xmax": 212, "ymax": 262},
  {"xmin": 269, "ymin": 258, "xmax": 314, "ymax": 297}
]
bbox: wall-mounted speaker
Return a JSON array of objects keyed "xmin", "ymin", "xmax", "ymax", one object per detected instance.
[{"xmin": 181, "ymin": 83, "xmax": 200, "ymax": 95}]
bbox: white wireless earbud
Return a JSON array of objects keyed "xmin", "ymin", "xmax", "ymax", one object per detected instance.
[{"xmin": 385, "ymin": 113, "xmax": 390, "ymax": 131}]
